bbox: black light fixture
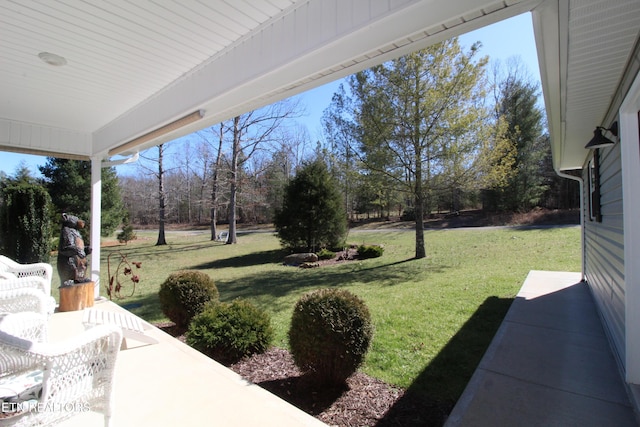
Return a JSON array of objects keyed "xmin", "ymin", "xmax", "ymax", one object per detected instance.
[{"xmin": 585, "ymin": 121, "xmax": 618, "ymax": 149}]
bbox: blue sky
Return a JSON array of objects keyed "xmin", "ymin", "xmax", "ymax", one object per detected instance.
[{"xmin": 1, "ymin": 12, "xmax": 540, "ymax": 178}]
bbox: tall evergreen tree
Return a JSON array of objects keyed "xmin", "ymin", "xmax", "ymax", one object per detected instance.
[
  {"xmin": 0, "ymin": 168, "xmax": 52, "ymax": 263},
  {"xmin": 39, "ymin": 158, "xmax": 124, "ymax": 237},
  {"xmin": 492, "ymin": 63, "xmax": 547, "ymax": 211},
  {"xmin": 274, "ymin": 158, "xmax": 347, "ymax": 251}
]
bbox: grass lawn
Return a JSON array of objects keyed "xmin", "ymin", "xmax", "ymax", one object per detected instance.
[{"xmin": 57, "ymin": 225, "xmax": 581, "ymax": 408}]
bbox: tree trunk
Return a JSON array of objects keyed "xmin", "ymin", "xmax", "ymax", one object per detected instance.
[
  {"xmin": 156, "ymin": 144, "xmax": 167, "ymax": 246},
  {"xmin": 414, "ymin": 104, "xmax": 426, "ymax": 258},
  {"xmin": 210, "ymin": 123, "xmax": 224, "ymax": 241},
  {"xmin": 414, "ymin": 171, "xmax": 426, "ymax": 259},
  {"xmin": 186, "ymin": 153, "xmax": 192, "ymax": 224},
  {"xmin": 227, "ymin": 116, "xmax": 240, "ymax": 244},
  {"xmin": 412, "ymin": 68, "xmax": 426, "ymax": 259}
]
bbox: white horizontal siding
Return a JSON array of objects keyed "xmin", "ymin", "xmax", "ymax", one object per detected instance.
[
  {"xmin": 0, "ymin": 118, "xmax": 91, "ymax": 159},
  {"xmin": 584, "ymin": 142, "xmax": 625, "ymax": 367}
]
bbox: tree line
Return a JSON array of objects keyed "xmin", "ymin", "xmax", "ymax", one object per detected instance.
[
  {"xmin": 0, "ymin": 38, "xmax": 578, "ymax": 260},
  {"xmin": 120, "ymin": 38, "xmax": 578, "ymax": 255}
]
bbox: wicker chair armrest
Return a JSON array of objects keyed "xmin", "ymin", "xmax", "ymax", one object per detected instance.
[
  {"xmin": 29, "ymin": 325, "xmax": 122, "ymax": 360},
  {"xmin": 0, "ymin": 256, "xmax": 53, "ymax": 283},
  {"xmin": 0, "ymin": 324, "xmax": 122, "ymax": 388},
  {"xmin": 0, "ymin": 288, "xmax": 52, "ymax": 317},
  {"xmin": 0, "ymin": 311, "xmax": 48, "ymax": 342},
  {"xmin": 0, "ymin": 276, "xmax": 51, "ymax": 296}
]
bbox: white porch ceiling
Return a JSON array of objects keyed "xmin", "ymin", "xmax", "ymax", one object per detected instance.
[
  {"xmin": 1, "ymin": 0, "xmax": 639, "ymax": 172},
  {"xmin": 1, "ymin": 0, "xmax": 293, "ymax": 132}
]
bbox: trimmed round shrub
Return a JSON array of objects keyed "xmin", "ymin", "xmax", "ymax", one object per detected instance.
[
  {"xmin": 158, "ymin": 270, "xmax": 218, "ymax": 328},
  {"xmin": 357, "ymin": 244, "xmax": 384, "ymax": 259},
  {"xmin": 186, "ymin": 299, "xmax": 274, "ymax": 365},
  {"xmin": 289, "ymin": 288, "xmax": 374, "ymax": 386}
]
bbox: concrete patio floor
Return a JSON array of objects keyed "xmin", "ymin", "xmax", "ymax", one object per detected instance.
[
  {"xmin": 38, "ymin": 269, "xmax": 640, "ymax": 426},
  {"xmin": 48, "ymin": 300, "xmax": 326, "ymax": 427},
  {"xmin": 445, "ymin": 270, "xmax": 638, "ymax": 426}
]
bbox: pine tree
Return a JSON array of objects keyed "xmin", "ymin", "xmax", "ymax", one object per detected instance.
[
  {"xmin": 116, "ymin": 213, "xmax": 137, "ymax": 244},
  {"xmin": 39, "ymin": 158, "xmax": 124, "ymax": 237},
  {"xmin": 0, "ymin": 168, "xmax": 52, "ymax": 263},
  {"xmin": 492, "ymin": 63, "xmax": 546, "ymax": 211},
  {"xmin": 274, "ymin": 158, "xmax": 347, "ymax": 251}
]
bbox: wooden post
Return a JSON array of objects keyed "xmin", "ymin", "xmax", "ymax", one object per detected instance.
[{"xmin": 58, "ymin": 282, "xmax": 95, "ymax": 312}]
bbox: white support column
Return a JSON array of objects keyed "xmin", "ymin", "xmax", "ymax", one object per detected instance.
[
  {"xmin": 620, "ymin": 71, "xmax": 640, "ymax": 384},
  {"xmin": 90, "ymin": 157, "xmax": 102, "ymax": 299}
]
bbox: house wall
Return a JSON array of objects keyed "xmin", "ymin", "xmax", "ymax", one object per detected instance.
[
  {"xmin": 583, "ymin": 143, "xmax": 626, "ymax": 368},
  {"xmin": 620, "ymin": 69, "xmax": 640, "ymax": 384}
]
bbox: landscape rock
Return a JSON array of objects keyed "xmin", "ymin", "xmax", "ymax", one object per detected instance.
[{"xmin": 283, "ymin": 253, "xmax": 319, "ymax": 266}]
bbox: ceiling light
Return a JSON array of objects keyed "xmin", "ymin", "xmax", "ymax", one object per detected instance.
[{"xmin": 38, "ymin": 52, "xmax": 67, "ymax": 66}]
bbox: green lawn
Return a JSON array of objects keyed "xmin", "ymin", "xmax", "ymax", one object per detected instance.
[{"xmin": 64, "ymin": 226, "xmax": 580, "ymax": 407}]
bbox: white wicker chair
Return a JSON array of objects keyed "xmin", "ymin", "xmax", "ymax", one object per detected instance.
[
  {"xmin": 0, "ymin": 276, "xmax": 56, "ymax": 315},
  {"xmin": 0, "ymin": 288, "xmax": 51, "ymax": 316},
  {"xmin": 0, "ymin": 312, "xmax": 123, "ymax": 427},
  {"xmin": 0, "ymin": 256, "xmax": 56, "ymax": 314},
  {"xmin": 0, "ymin": 256, "xmax": 53, "ymax": 284}
]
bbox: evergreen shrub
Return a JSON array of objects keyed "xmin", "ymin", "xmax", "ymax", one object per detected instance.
[
  {"xmin": 117, "ymin": 213, "xmax": 136, "ymax": 244},
  {"xmin": 357, "ymin": 244, "xmax": 384, "ymax": 259},
  {"xmin": 187, "ymin": 299, "xmax": 274, "ymax": 365},
  {"xmin": 0, "ymin": 183, "xmax": 52, "ymax": 263},
  {"xmin": 288, "ymin": 288, "xmax": 374, "ymax": 386},
  {"xmin": 158, "ymin": 270, "xmax": 218, "ymax": 328},
  {"xmin": 317, "ymin": 248, "xmax": 335, "ymax": 260}
]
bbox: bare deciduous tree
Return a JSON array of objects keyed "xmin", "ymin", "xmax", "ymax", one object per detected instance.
[{"xmin": 225, "ymin": 100, "xmax": 301, "ymax": 244}]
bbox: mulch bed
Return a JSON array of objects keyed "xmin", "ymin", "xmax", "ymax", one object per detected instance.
[
  {"xmin": 228, "ymin": 347, "xmax": 449, "ymax": 427},
  {"xmin": 155, "ymin": 320, "xmax": 449, "ymax": 426}
]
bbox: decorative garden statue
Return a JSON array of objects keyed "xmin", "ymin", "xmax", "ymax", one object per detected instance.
[{"xmin": 57, "ymin": 213, "xmax": 92, "ymax": 285}]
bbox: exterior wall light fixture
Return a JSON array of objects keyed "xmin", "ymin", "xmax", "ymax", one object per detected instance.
[{"xmin": 585, "ymin": 121, "xmax": 618, "ymax": 149}]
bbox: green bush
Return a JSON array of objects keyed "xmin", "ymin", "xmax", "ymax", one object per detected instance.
[
  {"xmin": 0, "ymin": 183, "xmax": 52, "ymax": 263},
  {"xmin": 357, "ymin": 244, "xmax": 384, "ymax": 259},
  {"xmin": 187, "ymin": 299, "xmax": 274, "ymax": 365},
  {"xmin": 158, "ymin": 270, "xmax": 219, "ymax": 328},
  {"xmin": 117, "ymin": 214, "xmax": 136, "ymax": 244},
  {"xmin": 317, "ymin": 248, "xmax": 336, "ymax": 260},
  {"xmin": 288, "ymin": 288, "xmax": 374, "ymax": 386},
  {"xmin": 117, "ymin": 226, "xmax": 136, "ymax": 244}
]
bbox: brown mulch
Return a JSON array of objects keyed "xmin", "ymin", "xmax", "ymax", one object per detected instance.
[
  {"xmin": 231, "ymin": 348, "xmax": 401, "ymax": 426},
  {"xmin": 228, "ymin": 347, "xmax": 449, "ymax": 427},
  {"xmin": 315, "ymin": 247, "xmax": 359, "ymax": 267},
  {"xmin": 155, "ymin": 319, "xmax": 448, "ymax": 426}
]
